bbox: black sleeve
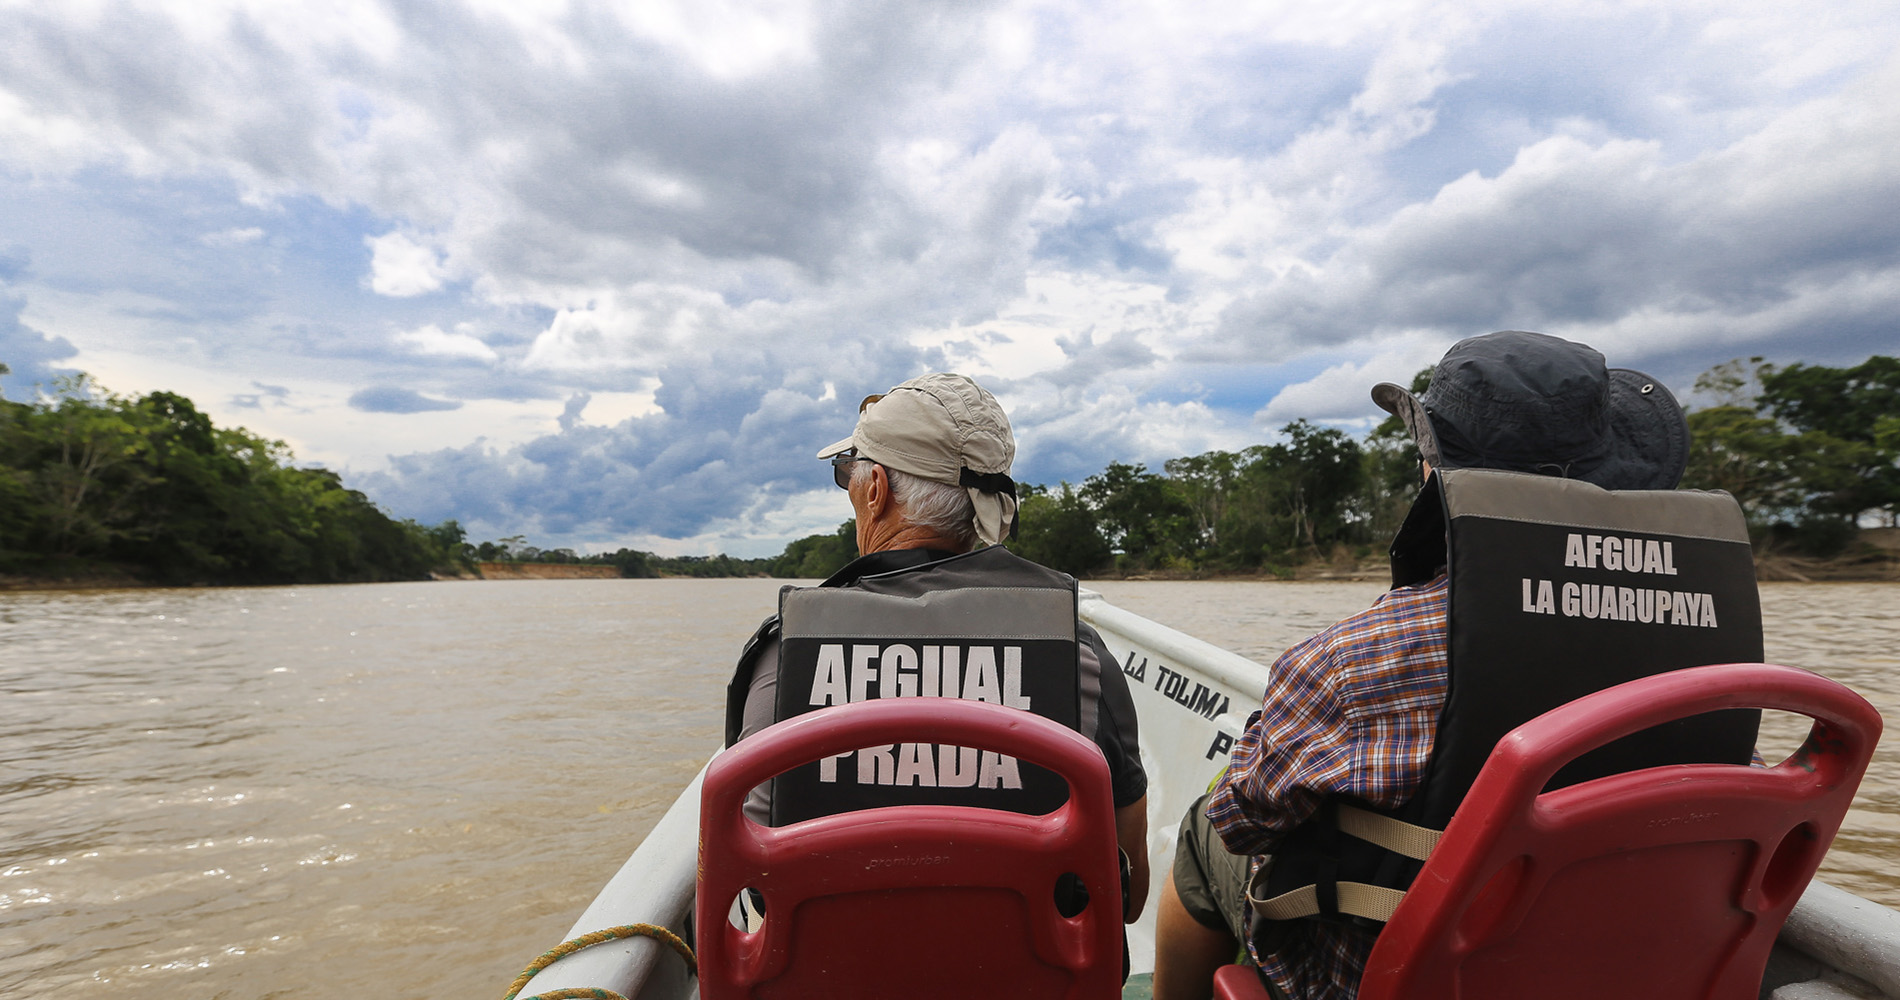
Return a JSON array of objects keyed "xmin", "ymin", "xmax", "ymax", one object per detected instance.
[
  {"xmin": 1080, "ymin": 622, "xmax": 1147, "ymax": 808},
  {"xmin": 723, "ymin": 614, "xmax": 780, "ymax": 747}
]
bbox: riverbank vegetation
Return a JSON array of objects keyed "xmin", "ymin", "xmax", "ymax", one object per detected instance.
[
  {"xmin": 464, "ymin": 521, "xmax": 859, "ymax": 579},
  {"xmin": 0, "ymin": 375, "xmax": 473, "ymax": 585},
  {"xmin": 7, "ymin": 355, "xmax": 1892, "ymax": 588},
  {"xmin": 1684, "ymin": 356, "xmax": 1898, "ymax": 555},
  {"xmin": 468, "ymin": 537, "xmax": 783, "ymax": 579},
  {"xmin": 760, "ymin": 355, "xmax": 1900, "ymax": 581}
]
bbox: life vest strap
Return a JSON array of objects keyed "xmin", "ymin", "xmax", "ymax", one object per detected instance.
[
  {"xmin": 1247, "ymin": 878, "xmax": 1408, "ymax": 923},
  {"xmin": 1246, "ymin": 805, "xmax": 1442, "ymax": 924},
  {"xmin": 1337, "ymin": 803, "xmax": 1440, "ymax": 861}
]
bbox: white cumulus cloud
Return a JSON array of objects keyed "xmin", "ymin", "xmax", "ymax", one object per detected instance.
[
  {"xmin": 1258, "ymin": 337, "xmax": 1448, "ymax": 424},
  {"xmin": 366, "ymin": 232, "xmax": 448, "ymax": 297},
  {"xmin": 4, "ymin": 0, "xmax": 1900, "ymax": 551},
  {"xmin": 395, "ymin": 323, "xmax": 498, "ymax": 362}
]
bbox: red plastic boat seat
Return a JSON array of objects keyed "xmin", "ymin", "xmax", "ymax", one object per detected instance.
[
  {"xmin": 696, "ymin": 697, "xmax": 1124, "ymax": 1000},
  {"xmin": 1214, "ymin": 662, "xmax": 1881, "ymax": 1000}
]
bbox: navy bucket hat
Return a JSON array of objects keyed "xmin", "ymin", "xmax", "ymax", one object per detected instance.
[{"xmin": 1371, "ymin": 331, "xmax": 1690, "ymax": 491}]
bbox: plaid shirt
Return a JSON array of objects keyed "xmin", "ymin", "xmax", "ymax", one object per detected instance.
[{"xmin": 1205, "ymin": 575, "xmax": 1450, "ymax": 1000}]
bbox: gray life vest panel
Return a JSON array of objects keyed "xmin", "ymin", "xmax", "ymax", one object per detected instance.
[
  {"xmin": 1254, "ymin": 468, "xmax": 1763, "ymax": 930},
  {"xmin": 769, "ymin": 546, "xmax": 1083, "ymax": 827}
]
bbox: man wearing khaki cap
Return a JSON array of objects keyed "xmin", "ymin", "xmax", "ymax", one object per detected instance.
[{"xmin": 721, "ymin": 372, "xmax": 1150, "ymax": 925}]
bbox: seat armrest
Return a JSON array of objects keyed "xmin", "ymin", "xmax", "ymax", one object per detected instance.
[{"xmin": 1213, "ymin": 964, "xmax": 1272, "ymax": 1000}]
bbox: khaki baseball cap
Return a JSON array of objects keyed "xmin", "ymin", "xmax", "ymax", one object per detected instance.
[{"xmin": 816, "ymin": 372, "xmax": 1018, "ymax": 545}]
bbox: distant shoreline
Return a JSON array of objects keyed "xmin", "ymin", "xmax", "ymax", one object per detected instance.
[
  {"xmin": 469, "ymin": 562, "xmax": 620, "ymax": 580},
  {"xmin": 3, "ymin": 547, "xmax": 1894, "ymax": 593},
  {"xmin": 1097, "ymin": 528, "xmax": 1900, "ymax": 585},
  {"xmin": 1089, "ymin": 556, "xmax": 1899, "ymax": 585},
  {"xmin": 0, "ymin": 560, "xmax": 621, "ymax": 590}
]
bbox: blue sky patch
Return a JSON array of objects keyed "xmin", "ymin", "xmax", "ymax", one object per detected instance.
[{"xmin": 3, "ymin": 1, "xmax": 1899, "ymax": 551}]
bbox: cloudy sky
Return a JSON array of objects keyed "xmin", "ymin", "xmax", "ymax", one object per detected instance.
[{"xmin": 3, "ymin": 0, "xmax": 1898, "ymax": 555}]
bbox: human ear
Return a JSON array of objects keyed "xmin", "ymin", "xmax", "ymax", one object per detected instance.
[{"xmin": 864, "ymin": 463, "xmax": 890, "ymax": 520}]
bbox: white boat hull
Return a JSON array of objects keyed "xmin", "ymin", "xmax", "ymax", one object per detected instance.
[{"xmin": 511, "ymin": 591, "xmax": 1899, "ymax": 1000}]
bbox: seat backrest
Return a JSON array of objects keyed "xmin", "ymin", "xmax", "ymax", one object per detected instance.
[
  {"xmin": 696, "ymin": 697, "xmax": 1124, "ymax": 1000},
  {"xmin": 1359, "ymin": 662, "xmax": 1882, "ymax": 1000}
]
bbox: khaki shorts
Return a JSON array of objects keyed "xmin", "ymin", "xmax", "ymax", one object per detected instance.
[
  {"xmin": 1171, "ymin": 792, "xmax": 1252, "ymax": 939},
  {"xmin": 1172, "ymin": 796, "xmax": 1292, "ymax": 998}
]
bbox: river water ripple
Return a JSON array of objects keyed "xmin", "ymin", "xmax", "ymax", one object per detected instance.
[{"xmin": 0, "ymin": 579, "xmax": 1892, "ymax": 998}]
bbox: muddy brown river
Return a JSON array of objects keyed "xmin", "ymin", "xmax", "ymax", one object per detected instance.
[{"xmin": 1, "ymin": 579, "xmax": 1892, "ymax": 998}]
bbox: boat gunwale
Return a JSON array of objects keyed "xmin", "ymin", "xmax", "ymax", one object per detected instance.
[{"xmin": 517, "ymin": 593, "xmax": 1900, "ymax": 1000}]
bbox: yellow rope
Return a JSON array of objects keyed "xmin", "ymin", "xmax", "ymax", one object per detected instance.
[{"xmin": 501, "ymin": 923, "xmax": 697, "ymax": 1000}]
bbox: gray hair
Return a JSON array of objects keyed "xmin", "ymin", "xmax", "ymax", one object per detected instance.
[{"xmin": 854, "ymin": 461, "xmax": 978, "ymax": 550}]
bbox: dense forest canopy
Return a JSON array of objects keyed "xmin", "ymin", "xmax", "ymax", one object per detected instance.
[
  {"xmin": 1684, "ymin": 356, "xmax": 1900, "ymax": 553},
  {"xmin": 469, "ymin": 536, "xmax": 789, "ymax": 579},
  {"xmin": 0, "ymin": 374, "xmax": 469, "ymax": 584},
  {"xmin": 4, "ymin": 355, "xmax": 1893, "ymax": 586},
  {"xmin": 761, "ymin": 354, "xmax": 1900, "ymax": 580}
]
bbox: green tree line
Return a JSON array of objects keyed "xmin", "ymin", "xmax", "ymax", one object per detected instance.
[
  {"xmin": 13, "ymin": 354, "xmax": 1887, "ymax": 587},
  {"xmin": 1683, "ymin": 355, "xmax": 1899, "ymax": 553},
  {"xmin": 467, "ymin": 521, "xmax": 860, "ymax": 578},
  {"xmin": 468, "ymin": 535, "xmax": 785, "ymax": 578},
  {"xmin": 752, "ymin": 416, "xmax": 1418, "ymax": 581},
  {"xmin": 763, "ymin": 354, "xmax": 1900, "ymax": 580},
  {"xmin": 0, "ymin": 374, "xmax": 472, "ymax": 584}
]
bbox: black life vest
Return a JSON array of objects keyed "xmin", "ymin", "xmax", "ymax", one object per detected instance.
[
  {"xmin": 1254, "ymin": 468, "xmax": 1763, "ymax": 929},
  {"xmin": 764, "ymin": 545, "xmax": 1083, "ymax": 827}
]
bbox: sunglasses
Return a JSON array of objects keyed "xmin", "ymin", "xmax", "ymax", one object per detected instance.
[{"xmin": 831, "ymin": 451, "xmax": 873, "ymax": 490}]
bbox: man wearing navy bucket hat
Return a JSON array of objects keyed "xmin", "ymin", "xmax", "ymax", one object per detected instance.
[
  {"xmin": 1370, "ymin": 330, "xmax": 1689, "ymax": 491},
  {"xmin": 1157, "ymin": 332, "xmax": 1759, "ymax": 1000}
]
